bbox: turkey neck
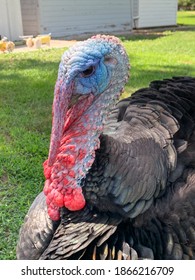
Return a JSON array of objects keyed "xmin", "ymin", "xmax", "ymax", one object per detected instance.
[
  {"xmin": 57, "ymin": 90, "xmax": 118, "ymax": 185},
  {"xmin": 43, "ymin": 80, "xmax": 124, "ymax": 220}
]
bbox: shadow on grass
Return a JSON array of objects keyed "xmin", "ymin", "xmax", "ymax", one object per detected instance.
[
  {"xmin": 119, "ymin": 26, "xmax": 195, "ymax": 42},
  {"xmin": 0, "ymin": 56, "xmax": 59, "ymax": 73},
  {"xmin": 119, "ymin": 33, "xmax": 165, "ymax": 42},
  {"xmin": 0, "ymin": 57, "xmax": 59, "ymax": 99}
]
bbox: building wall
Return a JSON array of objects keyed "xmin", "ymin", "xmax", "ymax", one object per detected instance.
[
  {"xmin": 18, "ymin": 0, "xmax": 178, "ymax": 39},
  {"xmin": 132, "ymin": 0, "xmax": 139, "ymax": 19},
  {"xmin": 38, "ymin": 0, "xmax": 132, "ymax": 37},
  {"xmin": 0, "ymin": 0, "xmax": 23, "ymax": 41},
  {"xmin": 137, "ymin": 0, "xmax": 177, "ymax": 28},
  {"xmin": 20, "ymin": 0, "xmax": 40, "ymax": 36},
  {"xmin": 132, "ymin": 0, "xmax": 139, "ymax": 28}
]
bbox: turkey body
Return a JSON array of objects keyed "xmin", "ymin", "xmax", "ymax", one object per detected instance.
[{"xmin": 17, "ymin": 76, "xmax": 195, "ymax": 260}]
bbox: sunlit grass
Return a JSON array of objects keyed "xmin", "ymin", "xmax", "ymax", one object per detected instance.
[
  {"xmin": 122, "ymin": 30, "xmax": 195, "ymax": 95},
  {"xmin": 177, "ymin": 10, "xmax": 195, "ymax": 26}
]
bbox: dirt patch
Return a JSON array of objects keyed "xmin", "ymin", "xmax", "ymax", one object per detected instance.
[
  {"xmin": 0, "ymin": 39, "xmax": 77, "ymax": 54},
  {"xmin": 13, "ymin": 39, "xmax": 78, "ymax": 53}
]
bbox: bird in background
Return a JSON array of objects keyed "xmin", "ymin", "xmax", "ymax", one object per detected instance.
[{"xmin": 17, "ymin": 35, "xmax": 195, "ymax": 260}]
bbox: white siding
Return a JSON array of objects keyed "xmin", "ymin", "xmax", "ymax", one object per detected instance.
[
  {"xmin": 132, "ymin": 0, "xmax": 139, "ymax": 28},
  {"xmin": 133, "ymin": 0, "xmax": 139, "ymax": 18},
  {"xmin": 20, "ymin": 0, "xmax": 40, "ymax": 36},
  {"xmin": 38, "ymin": 0, "xmax": 132, "ymax": 37},
  {"xmin": 0, "ymin": 0, "xmax": 23, "ymax": 41},
  {"xmin": 137, "ymin": 0, "xmax": 177, "ymax": 28}
]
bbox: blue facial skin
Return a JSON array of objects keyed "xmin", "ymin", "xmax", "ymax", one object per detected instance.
[
  {"xmin": 74, "ymin": 57, "xmax": 112, "ymax": 95},
  {"xmin": 59, "ymin": 39, "xmax": 117, "ymax": 96}
]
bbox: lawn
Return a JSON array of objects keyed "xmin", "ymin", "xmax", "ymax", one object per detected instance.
[
  {"xmin": 177, "ymin": 10, "xmax": 195, "ymax": 26},
  {"xmin": 0, "ymin": 27, "xmax": 195, "ymax": 259}
]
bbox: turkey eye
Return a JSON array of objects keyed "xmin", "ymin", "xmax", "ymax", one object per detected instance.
[{"xmin": 81, "ymin": 66, "xmax": 95, "ymax": 77}]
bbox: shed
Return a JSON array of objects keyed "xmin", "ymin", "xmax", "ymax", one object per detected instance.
[
  {"xmin": 1, "ymin": 0, "xmax": 178, "ymax": 41},
  {"xmin": 20, "ymin": 0, "xmax": 133, "ymax": 37},
  {"xmin": 133, "ymin": 0, "xmax": 178, "ymax": 29},
  {"xmin": 0, "ymin": 0, "xmax": 23, "ymax": 41}
]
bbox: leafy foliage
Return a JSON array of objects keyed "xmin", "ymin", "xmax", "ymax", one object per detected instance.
[{"xmin": 178, "ymin": 0, "xmax": 195, "ymax": 10}]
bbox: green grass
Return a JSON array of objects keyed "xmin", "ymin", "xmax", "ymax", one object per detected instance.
[
  {"xmin": 122, "ymin": 30, "xmax": 195, "ymax": 96},
  {"xmin": 0, "ymin": 49, "xmax": 66, "ymax": 259},
  {"xmin": 177, "ymin": 10, "xmax": 195, "ymax": 26},
  {"xmin": 0, "ymin": 27, "xmax": 195, "ymax": 259}
]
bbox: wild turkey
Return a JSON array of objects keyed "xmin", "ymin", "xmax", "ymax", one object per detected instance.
[{"xmin": 17, "ymin": 35, "xmax": 195, "ymax": 260}]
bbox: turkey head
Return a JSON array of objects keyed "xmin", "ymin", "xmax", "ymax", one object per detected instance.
[{"xmin": 43, "ymin": 35, "xmax": 130, "ymax": 220}]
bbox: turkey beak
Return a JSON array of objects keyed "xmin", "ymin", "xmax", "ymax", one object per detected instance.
[{"xmin": 48, "ymin": 79, "xmax": 72, "ymax": 166}]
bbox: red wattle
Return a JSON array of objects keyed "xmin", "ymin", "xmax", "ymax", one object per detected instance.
[
  {"xmin": 48, "ymin": 206, "xmax": 60, "ymax": 221},
  {"xmin": 43, "ymin": 179, "xmax": 51, "ymax": 195},
  {"xmin": 53, "ymin": 191, "xmax": 64, "ymax": 207},
  {"xmin": 43, "ymin": 94, "xmax": 100, "ymax": 220},
  {"xmin": 64, "ymin": 187, "xmax": 86, "ymax": 211},
  {"xmin": 43, "ymin": 159, "xmax": 52, "ymax": 179}
]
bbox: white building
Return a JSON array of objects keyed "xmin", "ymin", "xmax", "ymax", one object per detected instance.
[
  {"xmin": 0, "ymin": 0, "xmax": 178, "ymax": 41},
  {"xmin": 0, "ymin": 0, "xmax": 23, "ymax": 41},
  {"xmin": 133, "ymin": 0, "xmax": 178, "ymax": 28}
]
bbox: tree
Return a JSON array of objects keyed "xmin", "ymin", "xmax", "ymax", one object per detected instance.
[{"xmin": 178, "ymin": 0, "xmax": 195, "ymax": 10}]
